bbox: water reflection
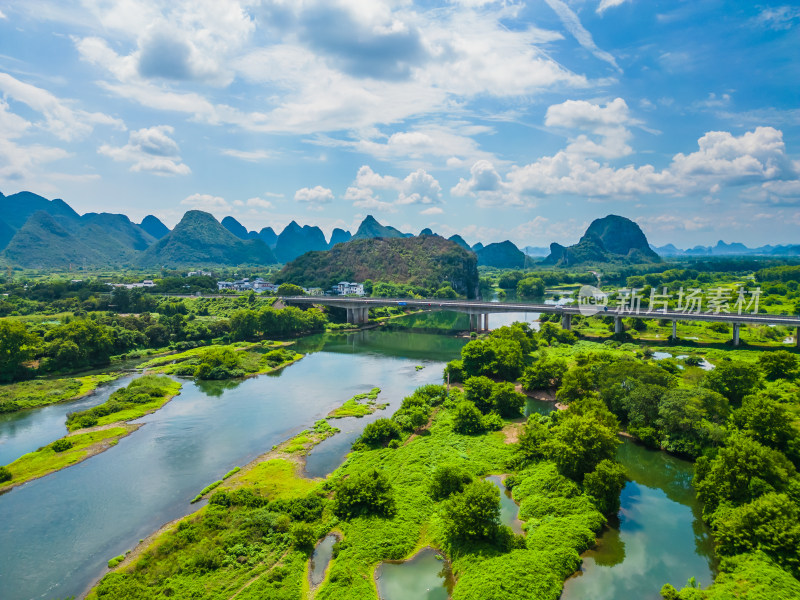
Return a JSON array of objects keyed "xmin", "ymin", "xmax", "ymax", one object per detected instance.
[
  {"xmin": 560, "ymin": 440, "xmax": 717, "ymax": 600},
  {"xmin": 485, "ymin": 475, "xmax": 523, "ymax": 534},
  {"xmin": 309, "ymin": 534, "xmax": 338, "ymax": 586},
  {"xmin": 375, "ymin": 547, "xmax": 454, "ymax": 600}
]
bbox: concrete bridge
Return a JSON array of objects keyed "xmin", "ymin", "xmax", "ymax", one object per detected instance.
[{"xmin": 282, "ymin": 296, "xmax": 800, "ymax": 347}]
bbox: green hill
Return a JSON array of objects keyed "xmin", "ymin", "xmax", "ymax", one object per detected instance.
[
  {"xmin": 351, "ymin": 215, "xmax": 409, "ymax": 240},
  {"xmin": 476, "ymin": 240, "xmax": 526, "ymax": 268},
  {"xmin": 0, "ymin": 218, "xmax": 14, "ymax": 252},
  {"xmin": 81, "ymin": 213, "xmax": 156, "ymax": 259},
  {"xmin": 328, "ymin": 228, "xmax": 352, "ymax": 248},
  {"xmin": 140, "ymin": 215, "xmax": 170, "ymax": 239},
  {"xmin": 0, "ymin": 191, "xmax": 80, "ymax": 229},
  {"xmin": 274, "ymin": 221, "xmax": 328, "ymax": 262},
  {"xmin": 278, "ymin": 236, "xmax": 479, "ymax": 297},
  {"xmin": 544, "ymin": 215, "xmax": 661, "ymax": 266},
  {"xmin": 448, "ymin": 234, "xmax": 471, "ymax": 251},
  {"xmin": 221, "ymin": 216, "xmax": 258, "ymax": 240},
  {"xmin": 2, "ymin": 211, "xmax": 105, "ymax": 268},
  {"xmin": 138, "ymin": 210, "xmax": 277, "ymax": 267}
]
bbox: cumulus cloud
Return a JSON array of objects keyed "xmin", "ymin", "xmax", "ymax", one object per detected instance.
[
  {"xmin": 98, "ymin": 125, "xmax": 191, "ymax": 175},
  {"xmin": 545, "ymin": 98, "xmax": 636, "ymax": 159},
  {"xmin": 72, "ymin": 0, "xmax": 588, "ymax": 135},
  {"xmin": 451, "ymin": 160, "xmax": 522, "ymax": 207},
  {"xmin": 347, "ymin": 165, "xmax": 442, "ymax": 210},
  {"xmin": 181, "ymin": 193, "xmax": 230, "ymax": 212},
  {"xmin": 0, "ymin": 72, "xmax": 124, "ymax": 141},
  {"xmin": 420, "ymin": 206, "xmax": 444, "ymax": 215},
  {"xmin": 294, "ymin": 185, "xmax": 334, "ymax": 204}
]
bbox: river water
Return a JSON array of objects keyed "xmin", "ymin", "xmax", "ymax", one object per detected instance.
[
  {"xmin": 1, "ymin": 323, "xmax": 717, "ymax": 600},
  {"xmin": 0, "ymin": 330, "xmax": 463, "ymax": 600}
]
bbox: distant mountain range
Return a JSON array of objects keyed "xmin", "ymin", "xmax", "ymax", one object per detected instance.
[
  {"xmin": 651, "ymin": 240, "xmax": 800, "ymax": 257},
  {"xmin": 1, "ymin": 189, "xmax": 797, "ymax": 269}
]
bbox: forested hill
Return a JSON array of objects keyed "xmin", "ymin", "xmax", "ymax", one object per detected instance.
[{"xmin": 277, "ymin": 236, "xmax": 480, "ymax": 297}]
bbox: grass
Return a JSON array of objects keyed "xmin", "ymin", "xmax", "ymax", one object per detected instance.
[
  {"xmin": 328, "ymin": 388, "xmax": 383, "ymax": 419},
  {"xmin": 0, "ymin": 373, "xmax": 119, "ymax": 413},
  {"xmin": 0, "ymin": 426, "xmax": 131, "ymax": 490}
]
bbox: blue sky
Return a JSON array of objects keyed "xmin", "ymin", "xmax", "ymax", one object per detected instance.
[{"xmin": 0, "ymin": 0, "xmax": 798, "ymax": 248}]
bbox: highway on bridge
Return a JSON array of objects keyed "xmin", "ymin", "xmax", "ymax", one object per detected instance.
[{"xmin": 281, "ymin": 296, "xmax": 800, "ymax": 346}]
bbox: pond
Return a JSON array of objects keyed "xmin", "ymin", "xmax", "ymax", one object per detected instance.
[
  {"xmin": 375, "ymin": 547, "xmax": 454, "ymax": 600},
  {"xmin": 485, "ymin": 475, "xmax": 523, "ymax": 534},
  {"xmin": 560, "ymin": 439, "xmax": 717, "ymax": 600},
  {"xmin": 309, "ymin": 533, "xmax": 338, "ymax": 586},
  {"xmin": 0, "ymin": 330, "xmax": 464, "ymax": 600}
]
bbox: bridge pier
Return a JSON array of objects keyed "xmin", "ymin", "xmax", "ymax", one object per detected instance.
[
  {"xmin": 797, "ymin": 327, "xmax": 800, "ymax": 348},
  {"xmin": 733, "ymin": 322, "xmax": 740, "ymax": 346},
  {"xmin": 614, "ymin": 316, "xmax": 623, "ymax": 335},
  {"xmin": 469, "ymin": 313, "xmax": 478, "ymax": 331},
  {"xmin": 561, "ymin": 314, "xmax": 572, "ymax": 330},
  {"xmin": 346, "ymin": 307, "xmax": 369, "ymax": 324},
  {"xmin": 672, "ymin": 320, "xmax": 677, "ymax": 340},
  {"xmin": 483, "ymin": 313, "xmax": 489, "ymax": 332}
]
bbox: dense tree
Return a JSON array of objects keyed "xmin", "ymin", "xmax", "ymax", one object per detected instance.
[
  {"xmin": 583, "ymin": 460, "xmax": 627, "ymax": 515},
  {"xmin": 463, "ymin": 376, "xmax": 495, "ymax": 414},
  {"xmin": 517, "ymin": 415, "xmax": 551, "ymax": 461},
  {"xmin": 702, "ymin": 361, "xmax": 763, "ymax": 405},
  {"xmin": 713, "ymin": 493, "xmax": 800, "ymax": 574},
  {"xmin": 460, "ymin": 339, "xmax": 497, "ymax": 378},
  {"xmin": 694, "ymin": 433, "xmax": 797, "ymax": 515},
  {"xmin": 543, "ymin": 413, "xmax": 619, "ymax": 480},
  {"xmin": 358, "ymin": 418, "xmax": 401, "ymax": 447},
  {"xmin": 276, "ymin": 283, "xmax": 305, "ymax": 296},
  {"xmin": 516, "ymin": 276, "xmax": 545, "ymax": 299},
  {"xmin": 555, "ymin": 367, "xmax": 597, "ymax": 404},
  {"xmin": 491, "ymin": 382, "xmax": 526, "ymax": 418},
  {"xmin": 440, "ymin": 480, "xmax": 500, "ymax": 541},
  {"xmin": 732, "ymin": 395, "xmax": 799, "ymax": 464},
  {"xmin": 452, "ymin": 401, "xmax": 485, "ymax": 435},
  {"xmin": 758, "ymin": 351, "xmax": 799, "ymax": 381},
  {"xmin": 521, "ymin": 356, "xmax": 568, "ymax": 390},
  {"xmin": 332, "ymin": 469, "xmax": 395, "ymax": 519},
  {"xmin": 0, "ymin": 320, "xmax": 36, "ymax": 382},
  {"xmin": 429, "ymin": 464, "xmax": 473, "ymax": 501},
  {"xmin": 657, "ymin": 388, "xmax": 729, "ymax": 457}
]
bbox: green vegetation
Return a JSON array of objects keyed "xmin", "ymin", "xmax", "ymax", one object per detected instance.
[
  {"xmin": 0, "ymin": 426, "xmax": 130, "ymax": 490},
  {"xmin": 328, "ymin": 388, "xmax": 382, "ymax": 419},
  {"xmin": 66, "ymin": 375, "xmax": 181, "ymax": 430},
  {"xmin": 277, "ymin": 235, "xmax": 479, "ymax": 297},
  {"xmin": 0, "ymin": 373, "xmax": 118, "ymax": 413},
  {"xmin": 145, "ymin": 343, "xmax": 302, "ymax": 380}
]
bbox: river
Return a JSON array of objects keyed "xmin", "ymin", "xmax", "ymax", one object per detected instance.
[
  {"xmin": 0, "ymin": 330, "xmax": 464, "ymax": 600},
  {"xmin": 0, "ymin": 323, "xmax": 717, "ymax": 600}
]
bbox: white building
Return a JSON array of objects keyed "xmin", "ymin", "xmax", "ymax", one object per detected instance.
[{"xmin": 333, "ymin": 281, "xmax": 365, "ymax": 296}]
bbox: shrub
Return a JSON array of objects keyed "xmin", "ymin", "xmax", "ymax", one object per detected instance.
[
  {"xmin": 332, "ymin": 469, "xmax": 396, "ymax": 519},
  {"xmin": 444, "ymin": 360, "xmax": 465, "ymax": 384},
  {"xmin": 491, "ymin": 382, "xmax": 526, "ymax": 418},
  {"xmin": 0, "ymin": 466, "xmax": 11, "ymax": 483},
  {"xmin": 481, "ymin": 413, "xmax": 505, "ymax": 431},
  {"xmin": 440, "ymin": 480, "xmax": 500, "ymax": 541},
  {"xmin": 290, "ymin": 522, "xmax": 318, "ymax": 551},
  {"xmin": 463, "ymin": 376, "xmax": 495, "ymax": 413},
  {"xmin": 429, "ymin": 464, "xmax": 473, "ymax": 500},
  {"xmin": 452, "ymin": 401, "xmax": 484, "ymax": 435},
  {"xmin": 358, "ymin": 418, "xmax": 401, "ymax": 447},
  {"xmin": 583, "ymin": 460, "xmax": 627, "ymax": 515},
  {"xmin": 51, "ymin": 438, "xmax": 74, "ymax": 453}
]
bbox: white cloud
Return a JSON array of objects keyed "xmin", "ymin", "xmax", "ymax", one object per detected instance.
[
  {"xmin": 294, "ymin": 185, "xmax": 334, "ymax": 204},
  {"xmin": 0, "ymin": 72, "xmax": 124, "ymax": 141},
  {"xmin": 545, "ymin": 97, "xmax": 636, "ymax": 159},
  {"xmin": 0, "ymin": 9, "xmax": 7, "ymax": 19},
  {"xmin": 544, "ymin": 0, "xmax": 620, "ymax": 70},
  {"xmin": 596, "ymin": 0, "xmax": 631, "ymax": 15},
  {"xmin": 98, "ymin": 125, "xmax": 191, "ymax": 175},
  {"xmin": 180, "ymin": 193, "xmax": 230, "ymax": 212},
  {"xmin": 451, "ymin": 160, "xmax": 523, "ymax": 207},
  {"xmin": 72, "ymin": 0, "xmax": 588, "ymax": 135},
  {"xmin": 347, "ymin": 165, "xmax": 443, "ymax": 210},
  {"xmin": 420, "ymin": 206, "xmax": 443, "ymax": 215},
  {"xmin": 244, "ymin": 197, "xmax": 275, "ymax": 209},
  {"xmin": 753, "ymin": 6, "xmax": 800, "ymax": 31},
  {"xmin": 222, "ymin": 149, "xmax": 276, "ymax": 162}
]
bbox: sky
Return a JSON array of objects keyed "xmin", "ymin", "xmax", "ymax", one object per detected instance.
[{"xmin": 0, "ymin": 0, "xmax": 798, "ymax": 249}]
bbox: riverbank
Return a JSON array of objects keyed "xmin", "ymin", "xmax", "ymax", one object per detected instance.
[
  {"xmin": 0, "ymin": 373, "xmax": 122, "ymax": 414},
  {"xmin": 1, "ymin": 377, "xmax": 182, "ymax": 492}
]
